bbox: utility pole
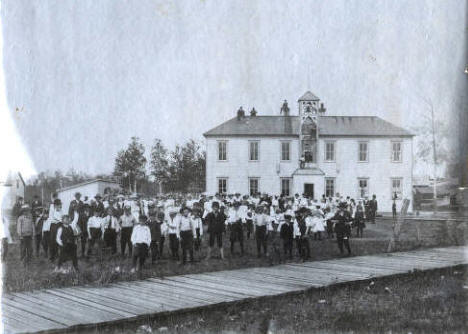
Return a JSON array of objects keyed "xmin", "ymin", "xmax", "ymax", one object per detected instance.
[{"xmin": 430, "ymin": 101, "xmax": 438, "ymax": 214}]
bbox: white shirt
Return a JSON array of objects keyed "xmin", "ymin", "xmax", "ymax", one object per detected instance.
[
  {"xmin": 131, "ymin": 224, "xmax": 151, "ymax": 246},
  {"xmin": 191, "ymin": 216, "xmax": 203, "ymax": 236},
  {"xmin": 254, "ymin": 213, "xmax": 269, "ymax": 227},
  {"xmin": 87, "ymin": 216, "xmax": 103, "ymax": 237},
  {"xmin": 178, "ymin": 215, "xmax": 194, "ymax": 236},
  {"xmin": 120, "ymin": 214, "xmax": 136, "ymax": 228},
  {"xmin": 227, "ymin": 208, "xmax": 245, "ymax": 224},
  {"xmin": 103, "ymin": 215, "xmax": 121, "ymax": 233},
  {"xmin": 166, "ymin": 215, "xmax": 179, "ymax": 236}
]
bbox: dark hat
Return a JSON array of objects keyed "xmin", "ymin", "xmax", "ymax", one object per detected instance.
[
  {"xmin": 74, "ymin": 192, "xmax": 81, "ymax": 197},
  {"xmin": 53, "ymin": 199, "xmax": 62, "ymax": 206},
  {"xmin": 139, "ymin": 214, "xmax": 148, "ymax": 222},
  {"xmin": 338, "ymin": 202, "xmax": 348, "ymax": 209},
  {"xmin": 212, "ymin": 201, "xmax": 220, "ymax": 208},
  {"xmin": 95, "ymin": 194, "xmax": 102, "ymax": 199},
  {"xmin": 233, "ymin": 201, "xmax": 241, "ymax": 207}
]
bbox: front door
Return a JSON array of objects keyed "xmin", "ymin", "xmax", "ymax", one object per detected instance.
[{"xmin": 304, "ymin": 183, "xmax": 314, "ymax": 199}]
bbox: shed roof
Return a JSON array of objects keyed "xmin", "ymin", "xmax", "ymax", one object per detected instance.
[{"xmin": 57, "ymin": 179, "xmax": 120, "ymax": 193}]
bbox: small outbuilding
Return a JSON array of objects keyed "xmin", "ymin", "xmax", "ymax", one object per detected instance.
[{"xmin": 57, "ymin": 179, "xmax": 121, "ymax": 213}]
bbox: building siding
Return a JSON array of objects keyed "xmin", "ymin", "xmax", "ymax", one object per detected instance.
[{"xmin": 206, "ymin": 136, "xmax": 413, "ymax": 212}]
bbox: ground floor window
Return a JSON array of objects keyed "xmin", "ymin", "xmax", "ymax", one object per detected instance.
[
  {"xmin": 391, "ymin": 178, "xmax": 403, "ymax": 199},
  {"xmin": 217, "ymin": 178, "xmax": 227, "ymax": 194},
  {"xmin": 249, "ymin": 178, "xmax": 259, "ymax": 196},
  {"xmin": 358, "ymin": 178, "xmax": 369, "ymax": 198},
  {"xmin": 281, "ymin": 178, "xmax": 292, "ymax": 196},
  {"xmin": 325, "ymin": 178, "xmax": 335, "ymax": 198}
]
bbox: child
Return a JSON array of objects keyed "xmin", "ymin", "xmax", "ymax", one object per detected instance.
[
  {"xmin": 87, "ymin": 210, "xmax": 103, "ymax": 256},
  {"xmin": 34, "ymin": 207, "xmax": 45, "ymax": 257},
  {"xmin": 56, "ymin": 215, "xmax": 79, "ymax": 273},
  {"xmin": 17, "ymin": 205, "xmax": 35, "ymax": 265},
  {"xmin": 102, "ymin": 207, "xmax": 120, "ymax": 254},
  {"xmin": 131, "ymin": 215, "xmax": 151, "ymax": 272},
  {"xmin": 280, "ymin": 214, "xmax": 294, "ymax": 259},
  {"xmin": 354, "ymin": 201, "xmax": 366, "ymax": 238},
  {"xmin": 191, "ymin": 208, "xmax": 203, "ymax": 252}
]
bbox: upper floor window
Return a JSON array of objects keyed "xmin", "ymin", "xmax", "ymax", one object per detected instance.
[
  {"xmin": 218, "ymin": 141, "xmax": 227, "ymax": 161},
  {"xmin": 391, "ymin": 141, "xmax": 402, "ymax": 162},
  {"xmin": 249, "ymin": 141, "xmax": 259, "ymax": 161},
  {"xmin": 281, "ymin": 141, "xmax": 290, "ymax": 161},
  {"xmin": 325, "ymin": 141, "xmax": 335, "ymax": 162},
  {"xmin": 358, "ymin": 142, "xmax": 368, "ymax": 162}
]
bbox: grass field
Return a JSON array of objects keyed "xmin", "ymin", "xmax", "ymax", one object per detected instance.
[
  {"xmin": 2, "ymin": 217, "xmax": 467, "ymax": 292},
  {"xmin": 73, "ymin": 266, "xmax": 468, "ymax": 334}
]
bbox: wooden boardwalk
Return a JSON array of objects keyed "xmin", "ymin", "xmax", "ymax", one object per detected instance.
[{"xmin": 2, "ymin": 245, "xmax": 467, "ymax": 334}]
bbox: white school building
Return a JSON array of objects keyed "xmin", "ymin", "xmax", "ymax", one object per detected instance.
[{"xmin": 203, "ymin": 91, "xmax": 414, "ymax": 212}]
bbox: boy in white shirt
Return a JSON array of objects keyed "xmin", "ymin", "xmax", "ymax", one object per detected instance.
[
  {"xmin": 87, "ymin": 210, "xmax": 103, "ymax": 256},
  {"xmin": 130, "ymin": 215, "xmax": 151, "ymax": 273}
]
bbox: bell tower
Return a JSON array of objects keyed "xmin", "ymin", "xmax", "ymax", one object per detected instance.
[{"xmin": 298, "ymin": 91, "xmax": 326, "ymax": 167}]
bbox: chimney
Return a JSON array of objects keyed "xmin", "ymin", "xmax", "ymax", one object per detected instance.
[
  {"xmin": 250, "ymin": 107, "xmax": 257, "ymax": 117},
  {"xmin": 319, "ymin": 102, "xmax": 326, "ymax": 114},
  {"xmin": 237, "ymin": 106, "xmax": 245, "ymax": 120},
  {"xmin": 280, "ymin": 100, "xmax": 290, "ymax": 116}
]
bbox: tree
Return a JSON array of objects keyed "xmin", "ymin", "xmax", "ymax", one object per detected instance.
[
  {"xmin": 149, "ymin": 139, "xmax": 170, "ymax": 193},
  {"xmin": 114, "ymin": 137, "xmax": 147, "ymax": 193}
]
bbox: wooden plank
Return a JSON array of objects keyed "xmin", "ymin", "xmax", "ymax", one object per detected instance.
[
  {"xmin": 136, "ymin": 279, "xmax": 234, "ymax": 304},
  {"xmin": 165, "ymin": 276, "xmax": 261, "ymax": 297},
  {"xmin": 250, "ymin": 267, "xmax": 338, "ymax": 285},
  {"xmin": 19, "ymin": 290, "xmax": 121, "ymax": 324},
  {"xmin": 159, "ymin": 277, "xmax": 251, "ymax": 300},
  {"xmin": 69, "ymin": 287, "xmax": 152, "ymax": 314},
  {"xmin": 7, "ymin": 293, "xmax": 90, "ymax": 325},
  {"xmin": 46, "ymin": 289, "xmax": 135, "ymax": 318},
  {"xmin": 1, "ymin": 313, "xmax": 37, "ymax": 334},
  {"xmin": 1, "ymin": 301, "xmax": 66, "ymax": 332},
  {"xmin": 69, "ymin": 286, "xmax": 164, "ymax": 313},
  {"xmin": 95, "ymin": 285, "xmax": 178, "ymax": 312},
  {"xmin": 204, "ymin": 271, "xmax": 295, "ymax": 293},
  {"xmin": 288, "ymin": 263, "xmax": 373, "ymax": 280},
  {"xmin": 297, "ymin": 261, "xmax": 398, "ymax": 277},
  {"xmin": 225, "ymin": 270, "xmax": 310, "ymax": 289},
  {"xmin": 193, "ymin": 272, "xmax": 289, "ymax": 295},
  {"xmin": 112, "ymin": 282, "xmax": 207, "ymax": 309}
]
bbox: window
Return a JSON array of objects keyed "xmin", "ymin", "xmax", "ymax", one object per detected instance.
[
  {"xmin": 358, "ymin": 142, "xmax": 368, "ymax": 162},
  {"xmin": 218, "ymin": 178, "xmax": 227, "ymax": 194},
  {"xmin": 391, "ymin": 141, "xmax": 402, "ymax": 162},
  {"xmin": 249, "ymin": 178, "xmax": 259, "ymax": 196},
  {"xmin": 325, "ymin": 141, "xmax": 335, "ymax": 162},
  {"xmin": 249, "ymin": 141, "xmax": 259, "ymax": 161},
  {"xmin": 218, "ymin": 141, "xmax": 227, "ymax": 161},
  {"xmin": 325, "ymin": 178, "xmax": 335, "ymax": 198},
  {"xmin": 358, "ymin": 178, "xmax": 369, "ymax": 198},
  {"xmin": 281, "ymin": 178, "xmax": 292, "ymax": 196},
  {"xmin": 281, "ymin": 141, "xmax": 290, "ymax": 161},
  {"xmin": 391, "ymin": 178, "xmax": 403, "ymax": 199}
]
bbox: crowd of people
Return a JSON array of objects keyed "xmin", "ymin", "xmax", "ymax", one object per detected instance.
[{"xmin": 4, "ymin": 191, "xmax": 378, "ymax": 273}]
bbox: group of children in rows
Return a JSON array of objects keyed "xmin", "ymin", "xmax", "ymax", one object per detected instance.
[{"xmin": 9, "ymin": 191, "xmax": 378, "ymax": 273}]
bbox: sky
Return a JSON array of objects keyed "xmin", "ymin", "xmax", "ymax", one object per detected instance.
[{"xmin": 1, "ymin": 0, "xmax": 466, "ymax": 178}]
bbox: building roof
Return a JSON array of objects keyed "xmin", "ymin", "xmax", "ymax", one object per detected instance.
[
  {"xmin": 57, "ymin": 179, "xmax": 120, "ymax": 193},
  {"xmin": 203, "ymin": 116, "xmax": 414, "ymax": 138},
  {"xmin": 298, "ymin": 91, "xmax": 320, "ymax": 101}
]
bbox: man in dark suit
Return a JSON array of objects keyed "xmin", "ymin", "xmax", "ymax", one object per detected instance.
[
  {"xmin": 369, "ymin": 194, "xmax": 378, "ymax": 224},
  {"xmin": 68, "ymin": 192, "xmax": 83, "ymax": 217}
]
